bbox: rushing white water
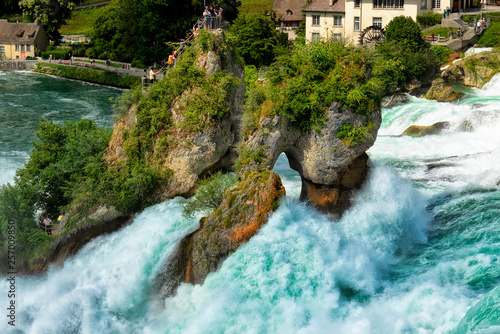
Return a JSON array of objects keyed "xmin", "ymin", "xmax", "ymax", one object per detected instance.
[{"xmin": 1, "ymin": 73, "xmax": 499, "ymax": 333}]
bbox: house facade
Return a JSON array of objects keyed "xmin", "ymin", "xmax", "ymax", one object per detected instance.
[
  {"xmin": 0, "ymin": 20, "xmax": 49, "ymax": 60},
  {"xmin": 273, "ymin": 0, "xmax": 309, "ymax": 39},
  {"xmin": 304, "ymin": 0, "xmax": 474, "ymax": 44}
]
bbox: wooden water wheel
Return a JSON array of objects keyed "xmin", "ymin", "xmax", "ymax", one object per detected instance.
[{"xmin": 358, "ymin": 25, "xmax": 385, "ymax": 46}]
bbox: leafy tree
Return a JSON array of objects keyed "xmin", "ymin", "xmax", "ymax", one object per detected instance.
[
  {"xmin": 385, "ymin": 16, "xmax": 429, "ymax": 52},
  {"xmin": 229, "ymin": 13, "xmax": 284, "ymax": 67},
  {"xmin": 0, "ymin": 0, "xmax": 21, "ymax": 17},
  {"xmin": 19, "ymin": 0, "xmax": 75, "ymax": 43},
  {"xmin": 89, "ymin": 0, "xmax": 204, "ymax": 64}
]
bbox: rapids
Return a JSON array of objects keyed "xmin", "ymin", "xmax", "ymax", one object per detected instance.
[{"xmin": 0, "ymin": 72, "xmax": 499, "ymax": 333}]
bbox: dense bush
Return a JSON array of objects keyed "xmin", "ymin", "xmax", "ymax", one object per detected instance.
[
  {"xmin": 417, "ymin": 14, "xmax": 442, "ymax": 28},
  {"xmin": 182, "ymin": 172, "xmax": 238, "ymax": 219},
  {"xmin": 41, "ymin": 49, "xmax": 72, "ymax": 60},
  {"xmin": 245, "ymin": 41, "xmax": 380, "ymax": 133},
  {"xmin": 385, "ymin": 16, "xmax": 429, "ymax": 52},
  {"xmin": 229, "ymin": 13, "xmax": 288, "ymax": 67},
  {"xmin": 34, "ymin": 63, "xmax": 140, "ymax": 88},
  {"xmin": 477, "ymin": 22, "xmax": 500, "ymax": 46},
  {"xmin": 431, "ymin": 45, "xmax": 453, "ymax": 64}
]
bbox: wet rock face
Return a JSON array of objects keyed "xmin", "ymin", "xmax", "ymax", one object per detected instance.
[
  {"xmin": 382, "ymin": 93, "xmax": 410, "ymax": 109},
  {"xmin": 155, "ymin": 170, "xmax": 285, "ymax": 298},
  {"xmin": 242, "ymin": 102, "xmax": 382, "ymax": 214},
  {"xmin": 424, "ymin": 78, "xmax": 464, "ymax": 102}
]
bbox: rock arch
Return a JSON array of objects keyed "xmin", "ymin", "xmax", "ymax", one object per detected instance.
[{"xmin": 242, "ymin": 102, "xmax": 381, "ymax": 216}]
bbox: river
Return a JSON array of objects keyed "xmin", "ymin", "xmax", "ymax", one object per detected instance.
[{"xmin": 0, "ymin": 71, "xmax": 499, "ymax": 333}]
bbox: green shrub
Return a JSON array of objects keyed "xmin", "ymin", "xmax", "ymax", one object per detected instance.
[
  {"xmin": 431, "ymin": 45, "xmax": 453, "ymax": 64},
  {"xmin": 477, "ymin": 21, "xmax": 500, "ymax": 46},
  {"xmin": 41, "ymin": 49, "xmax": 72, "ymax": 60},
  {"xmin": 337, "ymin": 122, "xmax": 376, "ymax": 147},
  {"xmin": 417, "ymin": 14, "xmax": 442, "ymax": 28},
  {"xmin": 182, "ymin": 172, "xmax": 238, "ymax": 219}
]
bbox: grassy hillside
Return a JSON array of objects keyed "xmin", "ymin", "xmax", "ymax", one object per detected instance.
[
  {"xmin": 59, "ymin": 7, "xmax": 105, "ymax": 35},
  {"xmin": 239, "ymin": 0, "xmax": 274, "ymax": 14}
]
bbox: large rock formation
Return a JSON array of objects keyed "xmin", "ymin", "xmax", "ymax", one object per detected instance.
[
  {"xmin": 155, "ymin": 170, "xmax": 285, "ymax": 298},
  {"xmin": 441, "ymin": 51, "xmax": 500, "ymax": 88},
  {"xmin": 240, "ymin": 102, "xmax": 381, "ymax": 216},
  {"xmin": 105, "ymin": 32, "xmax": 245, "ymax": 199}
]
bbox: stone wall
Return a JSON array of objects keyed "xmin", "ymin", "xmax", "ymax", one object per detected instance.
[{"xmin": 0, "ymin": 60, "xmax": 38, "ymax": 71}]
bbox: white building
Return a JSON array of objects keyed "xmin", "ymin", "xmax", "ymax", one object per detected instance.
[{"xmin": 303, "ymin": 0, "xmax": 475, "ymax": 44}]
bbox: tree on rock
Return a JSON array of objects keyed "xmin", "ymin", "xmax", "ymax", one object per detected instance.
[
  {"xmin": 385, "ymin": 16, "xmax": 428, "ymax": 52},
  {"xmin": 230, "ymin": 13, "xmax": 286, "ymax": 67},
  {"xmin": 19, "ymin": 0, "xmax": 75, "ymax": 43}
]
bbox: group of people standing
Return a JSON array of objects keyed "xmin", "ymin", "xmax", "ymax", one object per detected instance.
[
  {"xmin": 201, "ymin": 5, "xmax": 223, "ymax": 30},
  {"xmin": 38, "ymin": 211, "xmax": 65, "ymax": 235}
]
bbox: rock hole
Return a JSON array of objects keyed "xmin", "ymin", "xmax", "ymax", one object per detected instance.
[{"xmin": 272, "ymin": 153, "xmax": 301, "ymax": 199}]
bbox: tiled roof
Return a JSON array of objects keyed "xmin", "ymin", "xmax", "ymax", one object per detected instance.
[
  {"xmin": 303, "ymin": 0, "xmax": 345, "ymax": 12},
  {"xmin": 272, "ymin": 0, "xmax": 308, "ymax": 21},
  {"xmin": 0, "ymin": 20, "xmax": 43, "ymax": 43}
]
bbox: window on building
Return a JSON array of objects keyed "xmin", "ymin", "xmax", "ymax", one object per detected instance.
[
  {"xmin": 394, "ymin": 0, "xmax": 405, "ymax": 8},
  {"xmin": 287, "ymin": 10, "xmax": 292, "ymax": 16},
  {"xmin": 383, "ymin": 0, "xmax": 394, "ymax": 7},
  {"xmin": 421, "ymin": 0, "xmax": 427, "ymax": 8},
  {"xmin": 431, "ymin": 0, "xmax": 440, "ymax": 8},
  {"xmin": 354, "ymin": 17, "xmax": 360, "ymax": 31},
  {"xmin": 312, "ymin": 15, "xmax": 320, "ymax": 26},
  {"xmin": 15, "ymin": 44, "xmax": 19, "ymax": 51},
  {"xmin": 334, "ymin": 33, "xmax": 342, "ymax": 40},
  {"xmin": 334, "ymin": 16, "xmax": 342, "ymax": 26},
  {"xmin": 373, "ymin": 0, "xmax": 383, "ymax": 8},
  {"xmin": 0, "ymin": 46, "xmax": 4, "ymax": 54},
  {"xmin": 355, "ymin": 0, "xmax": 361, "ymax": 7},
  {"xmin": 26, "ymin": 45, "xmax": 31, "ymax": 52},
  {"xmin": 21, "ymin": 45, "xmax": 25, "ymax": 52},
  {"xmin": 312, "ymin": 32, "xmax": 320, "ymax": 42},
  {"xmin": 373, "ymin": 17, "xmax": 382, "ymax": 27}
]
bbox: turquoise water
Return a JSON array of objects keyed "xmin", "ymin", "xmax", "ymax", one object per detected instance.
[
  {"xmin": 0, "ymin": 71, "xmax": 122, "ymax": 185},
  {"xmin": 0, "ymin": 72, "xmax": 499, "ymax": 333}
]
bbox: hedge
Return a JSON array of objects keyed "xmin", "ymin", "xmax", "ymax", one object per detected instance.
[
  {"xmin": 41, "ymin": 49, "xmax": 72, "ymax": 60},
  {"xmin": 417, "ymin": 14, "xmax": 442, "ymax": 28},
  {"xmin": 34, "ymin": 63, "xmax": 141, "ymax": 88}
]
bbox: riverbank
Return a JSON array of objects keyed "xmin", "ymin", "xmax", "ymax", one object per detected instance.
[{"xmin": 33, "ymin": 63, "xmax": 141, "ymax": 88}]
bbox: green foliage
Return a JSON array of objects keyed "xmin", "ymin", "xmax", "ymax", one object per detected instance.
[
  {"xmin": 34, "ymin": 63, "xmax": 141, "ymax": 88},
  {"xmin": 242, "ymin": 66, "xmax": 266, "ymax": 136},
  {"xmin": 0, "ymin": 184, "xmax": 53, "ymax": 273},
  {"xmin": 417, "ymin": 14, "xmax": 442, "ymax": 28},
  {"xmin": 337, "ymin": 122, "xmax": 376, "ymax": 147},
  {"xmin": 0, "ymin": 0, "xmax": 20, "ymax": 17},
  {"xmin": 19, "ymin": 0, "xmax": 75, "ymax": 43},
  {"xmin": 261, "ymin": 41, "xmax": 378, "ymax": 132},
  {"xmin": 424, "ymin": 27, "xmax": 456, "ymax": 38},
  {"xmin": 385, "ymin": 16, "xmax": 429, "ymax": 52},
  {"xmin": 477, "ymin": 22, "xmax": 500, "ymax": 47},
  {"xmin": 182, "ymin": 172, "xmax": 238, "ymax": 219},
  {"xmin": 374, "ymin": 41, "xmax": 437, "ymax": 85},
  {"xmin": 431, "ymin": 45, "xmax": 453, "ymax": 65},
  {"xmin": 89, "ymin": 0, "xmax": 203, "ymax": 65},
  {"xmin": 229, "ymin": 13, "xmax": 284, "ymax": 67},
  {"xmin": 234, "ymin": 145, "xmax": 266, "ymax": 171},
  {"xmin": 41, "ymin": 49, "xmax": 72, "ymax": 60}
]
